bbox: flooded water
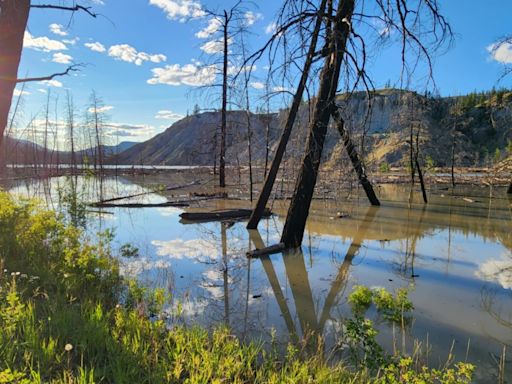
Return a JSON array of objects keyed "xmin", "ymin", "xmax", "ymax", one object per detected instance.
[{"xmin": 3, "ymin": 175, "xmax": 511, "ymax": 382}]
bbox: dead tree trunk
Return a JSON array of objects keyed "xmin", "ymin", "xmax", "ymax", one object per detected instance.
[
  {"xmin": 246, "ymin": 0, "xmax": 328, "ymax": 229},
  {"xmin": 219, "ymin": 10, "xmax": 229, "ymax": 188},
  {"xmin": 281, "ymin": 0, "xmax": 355, "ymax": 248},
  {"xmin": 0, "ymin": 0, "xmax": 30, "ymax": 152},
  {"xmin": 332, "ymin": 108, "xmax": 380, "ymax": 206},
  {"xmin": 415, "ymin": 129, "xmax": 428, "ymax": 204},
  {"xmin": 507, "ymin": 183, "xmax": 511, "ymax": 194}
]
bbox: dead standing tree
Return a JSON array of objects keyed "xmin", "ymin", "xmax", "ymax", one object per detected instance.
[
  {"xmin": 0, "ymin": 0, "xmax": 96, "ymax": 158},
  {"xmin": 196, "ymin": 1, "xmax": 251, "ymax": 188},
  {"xmin": 269, "ymin": 0, "xmax": 451, "ymax": 248}
]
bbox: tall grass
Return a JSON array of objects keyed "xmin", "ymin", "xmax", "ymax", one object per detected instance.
[{"xmin": 0, "ymin": 192, "xmax": 474, "ymax": 383}]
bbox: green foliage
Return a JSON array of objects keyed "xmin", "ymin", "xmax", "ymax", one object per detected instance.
[
  {"xmin": 494, "ymin": 148, "xmax": 502, "ymax": 163},
  {"xmin": 379, "ymin": 162, "xmax": 391, "ymax": 173},
  {"xmin": 424, "ymin": 155, "xmax": 436, "ymax": 173},
  {"xmin": 348, "ymin": 285, "xmax": 373, "ymax": 314},
  {"xmin": 373, "ymin": 288, "xmax": 414, "ymax": 323},
  {"xmin": 377, "ymin": 357, "xmax": 474, "ymax": 384},
  {"xmin": 0, "ymin": 193, "xmax": 474, "ymax": 384},
  {"xmin": 348, "ymin": 286, "xmax": 414, "ymax": 323}
]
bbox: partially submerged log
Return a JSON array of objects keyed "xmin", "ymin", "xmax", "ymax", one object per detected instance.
[
  {"xmin": 89, "ymin": 180, "xmax": 200, "ymax": 206},
  {"xmin": 180, "ymin": 208, "xmax": 271, "ymax": 224},
  {"xmin": 246, "ymin": 243, "xmax": 285, "ymax": 258},
  {"xmin": 90, "ymin": 201, "xmax": 190, "ymax": 208}
]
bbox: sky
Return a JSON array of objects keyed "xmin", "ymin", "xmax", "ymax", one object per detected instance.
[{"xmin": 11, "ymin": 0, "xmax": 512, "ymax": 146}]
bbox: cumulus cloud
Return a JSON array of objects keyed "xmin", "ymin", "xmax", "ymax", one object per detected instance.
[
  {"xmin": 49, "ymin": 23, "xmax": 68, "ymax": 36},
  {"xmin": 92, "ymin": 0, "xmax": 105, "ymax": 4},
  {"xmin": 149, "ymin": 0, "xmax": 205, "ymax": 21},
  {"xmin": 155, "ymin": 110, "xmax": 184, "ymax": 121},
  {"xmin": 195, "ymin": 17, "xmax": 222, "ymax": 39},
  {"xmin": 84, "ymin": 41, "xmax": 106, "ymax": 52},
  {"xmin": 249, "ymin": 81, "xmax": 265, "ymax": 90},
  {"xmin": 108, "ymin": 44, "xmax": 167, "ymax": 65},
  {"xmin": 24, "ymin": 31, "xmax": 67, "ymax": 52},
  {"xmin": 39, "ymin": 80, "xmax": 63, "ymax": 87},
  {"xmin": 147, "ymin": 63, "xmax": 217, "ymax": 87},
  {"xmin": 200, "ymin": 38, "xmax": 232, "ymax": 54},
  {"xmin": 87, "ymin": 105, "xmax": 114, "ymax": 113},
  {"xmin": 488, "ymin": 41, "xmax": 512, "ymax": 64},
  {"xmin": 244, "ymin": 11, "xmax": 262, "ymax": 26},
  {"xmin": 52, "ymin": 52, "xmax": 73, "ymax": 64}
]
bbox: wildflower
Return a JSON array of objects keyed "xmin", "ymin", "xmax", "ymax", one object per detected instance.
[
  {"xmin": 64, "ymin": 343, "xmax": 73, "ymax": 352},
  {"xmin": 15, "ymin": 272, "xmax": 20, "ymax": 276},
  {"xmin": 10, "ymin": 272, "xmax": 15, "ymax": 276}
]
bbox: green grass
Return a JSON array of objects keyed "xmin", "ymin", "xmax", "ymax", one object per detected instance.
[{"xmin": 0, "ymin": 192, "xmax": 474, "ymax": 383}]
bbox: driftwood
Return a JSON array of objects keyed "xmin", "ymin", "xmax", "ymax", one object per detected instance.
[
  {"xmin": 246, "ymin": 243, "xmax": 285, "ymax": 258},
  {"xmin": 90, "ymin": 201, "xmax": 190, "ymax": 208},
  {"xmin": 180, "ymin": 208, "xmax": 272, "ymax": 224},
  {"xmin": 89, "ymin": 180, "xmax": 200, "ymax": 206}
]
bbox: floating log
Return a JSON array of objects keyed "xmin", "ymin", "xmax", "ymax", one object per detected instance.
[
  {"xmin": 89, "ymin": 180, "xmax": 200, "ymax": 206},
  {"xmin": 246, "ymin": 243, "xmax": 286, "ymax": 258},
  {"xmin": 180, "ymin": 208, "xmax": 271, "ymax": 224},
  {"xmin": 90, "ymin": 201, "xmax": 190, "ymax": 208}
]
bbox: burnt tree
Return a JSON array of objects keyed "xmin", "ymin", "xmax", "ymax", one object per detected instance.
[{"xmin": 281, "ymin": 0, "xmax": 355, "ymax": 248}]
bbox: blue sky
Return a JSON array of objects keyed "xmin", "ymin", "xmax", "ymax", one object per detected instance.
[{"xmin": 11, "ymin": 0, "xmax": 512, "ymax": 145}]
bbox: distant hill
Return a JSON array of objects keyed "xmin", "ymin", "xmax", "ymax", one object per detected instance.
[
  {"xmin": 111, "ymin": 89, "xmax": 512, "ymax": 168},
  {"xmin": 2, "ymin": 138, "xmax": 138, "ymax": 165}
]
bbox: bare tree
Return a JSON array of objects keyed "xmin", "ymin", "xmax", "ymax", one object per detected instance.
[{"xmin": 268, "ymin": 0, "xmax": 451, "ymax": 248}]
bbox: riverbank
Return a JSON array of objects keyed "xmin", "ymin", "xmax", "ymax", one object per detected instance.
[{"xmin": 0, "ymin": 192, "xmax": 475, "ymax": 383}]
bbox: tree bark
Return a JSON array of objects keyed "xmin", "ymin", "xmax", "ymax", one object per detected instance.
[
  {"xmin": 0, "ymin": 0, "xmax": 31, "ymax": 154},
  {"xmin": 246, "ymin": 0, "xmax": 328, "ymax": 229},
  {"xmin": 332, "ymin": 108, "xmax": 380, "ymax": 206},
  {"xmin": 219, "ymin": 10, "xmax": 229, "ymax": 188},
  {"xmin": 280, "ymin": 0, "xmax": 355, "ymax": 248}
]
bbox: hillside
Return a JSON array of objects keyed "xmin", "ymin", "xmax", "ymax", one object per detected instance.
[{"xmin": 111, "ymin": 89, "xmax": 512, "ymax": 168}]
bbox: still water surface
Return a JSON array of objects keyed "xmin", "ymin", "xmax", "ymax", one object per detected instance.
[{"xmin": 4, "ymin": 175, "xmax": 512, "ymax": 382}]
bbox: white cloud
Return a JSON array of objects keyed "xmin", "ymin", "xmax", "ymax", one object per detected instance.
[
  {"xmin": 23, "ymin": 31, "xmax": 67, "ymax": 52},
  {"xmin": 155, "ymin": 110, "xmax": 184, "ymax": 121},
  {"xmin": 38, "ymin": 89, "xmax": 48, "ymax": 94},
  {"xmin": 52, "ymin": 52, "xmax": 73, "ymax": 64},
  {"xmin": 92, "ymin": 0, "xmax": 105, "ymax": 4},
  {"xmin": 152, "ymin": 239, "xmax": 219, "ymax": 262},
  {"xmin": 265, "ymin": 22, "xmax": 277, "ymax": 35},
  {"xmin": 84, "ymin": 41, "xmax": 106, "ymax": 53},
  {"xmin": 195, "ymin": 17, "xmax": 222, "ymax": 39},
  {"xmin": 63, "ymin": 37, "xmax": 80, "ymax": 45},
  {"xmin": 88, "ymin": 105, "xmax": 114, "ymax": 113},
  {"xmin": 149, "ymin": 0, "xmax": 205, "ymax": 21},
  {"xmin": 200, "ymin": 38, "xmax": 232, "ymax": 54},
  {"xmin": 488, "ymin": 41, "xmax": 512, "ymax": 64},
  {"xmin": 477, "ymin": 255, "xmax": 512, "ymax": 289},
  {"xmin": 49, "ymin": 23, "xmax": 68, "ymax": 36},
  {"xmin": 40, "ymin": 80, "xmax": 63, "ymax": 87},
  {"xmin": 244, "ymin": 11, "xmax": 262, "ymax": 26},
  {"xmin": 272, "ymin": 86, "xmax": 290, "ymax": 93},
  {"xmin": 13, "ymin": 89, "xmax": 31, "ymax": 97},
  {"xmin": 108, "ymin": 44, "xmax": 167, "ymax": 65},
  {"xmin": 104, "ymin": 123, "xmax": 156, "ymax": 138},
  {"xmin": 249, "ymin": 81, "xmax": 265, "ymax": 90},
  {"xmin": 147, "ymin": 63, "xmax": 217, "ymax": 87}
]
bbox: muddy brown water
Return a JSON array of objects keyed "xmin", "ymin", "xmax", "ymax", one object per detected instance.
[{"xmin": 3, "ymin": 174, "xmax": 512, "ymax": 382}]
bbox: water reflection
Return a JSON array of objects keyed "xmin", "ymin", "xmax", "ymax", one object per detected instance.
[{"xmin": 3, "ymin": 176, "xmax": 512, "ymax": 382}]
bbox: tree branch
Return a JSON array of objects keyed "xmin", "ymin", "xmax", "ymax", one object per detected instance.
[
  {"xmin": 16, "ymin": 65, "xmax": 81, "ymax": 83},
  {"xmin": 30, "ymin": 3, "xmax": 97, "ymax": 18}
]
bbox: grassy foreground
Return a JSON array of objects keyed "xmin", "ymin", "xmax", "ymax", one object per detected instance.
[{"xmin": 0, "ymin": 192, "xmax": 474, "ymax": 383}]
